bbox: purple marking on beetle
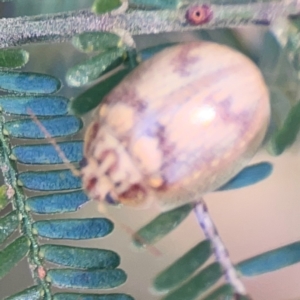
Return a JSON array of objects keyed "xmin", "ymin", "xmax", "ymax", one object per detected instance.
[
  {"xmin": 185, "ymin": 5, "xmax": 213, "ymax": 26},
  {"xmin": 156, "ymin": 124, "xmax": 175, "ymax": 158},
  {"xmin": 145, "ymin": 122, "xmax": 175, "ymax": 159},
  {"xmin": 171, "ymin": 43, "xmax": 201, "ymax": 76},
  {"xmin": 106, "ymin": 85, "xmax": 147, "ymax": 113},
  {"xmin": 216, "ymin": 97, "xmax": 255, "ymax": 135}
]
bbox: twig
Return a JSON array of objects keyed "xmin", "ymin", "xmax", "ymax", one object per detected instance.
[
  {"xmin": 0, "ymin": 1, "xmax": 299, "ymax": 48},
  {"xmin": 193, "ymin": 198, "xmax": 247, "ymax": 296}
]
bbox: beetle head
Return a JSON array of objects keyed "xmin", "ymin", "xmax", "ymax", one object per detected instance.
[{"xmin": 81, "ymin": 121, "xmax": 152, "ymax": 208}]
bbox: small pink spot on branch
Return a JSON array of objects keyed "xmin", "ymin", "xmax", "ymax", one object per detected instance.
[
  {"xmin": 6, "ymin": 185, "xmax": 15, "ymax": 199},
  {"xmin": 37, "ymin": 266, "xmax": 47, "ymax": 279},
  {"xmin": 185, "ymin": 5, "xmax": 213, "ymax": 25}
]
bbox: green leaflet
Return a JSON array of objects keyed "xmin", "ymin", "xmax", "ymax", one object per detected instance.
[
  {"xmin": 40, "ymin": 244, "xmax": 120, "ymax": 269},
  {"xmin": 259, "ymin": 30, "xmax": 300, "ymax": 154},
  {"xmin": 268, "ymin": 87, "xmax": 291, "ymax": 134},
  {"xmin": 92, "ymin": 0, "xmax": 122, "ymax": 14},
  {"xmin": 260, "ymin": 31, "xmax": 299, "ymax": 103},
  {"xmin": 133, "ymin": 204, "xmax": 193, "ymax": 247},
  {"xmin": 237, "ymin": 241, "xmax": 300, "ymax": 277},
  {"xmin": 268, "ymin": 100, "xmax": 300, "ymax": 155},
  {"xmin": 25, "ymin": 190, "xmax": 88, "ymax": 214},
  {"xmin": 0, "ymin": 49, "xmax": 29, "ymax": 69},
  {"xmin": 259, "ymin": 31, "xmax": 283, "ymax": 82},
  {"xmin": 4, "ymin": 286, "xmax": 42, "ymax": 300},
  {"xmin": 48, "ymin": 268, "xmax": 127, "ymax": 289},
  {"xmin": 128, "ymin": 0, "xmax": 181, "ymax": 9},
  {"xmin": 0, "ymin": 71, "xmax": 61, "ymax": 94},
  {"xmin": 281, "ymin": 20, "xmax": 300, "ymax": 78},
  {"xmin": 201, "ymin": 284, "xmax": 234, "ymax": 300},
  {"xmin": 66, "ymin": 47, "xmax": 126, "ymax": 87},
  {"xmin": 217, "ymin": 162, "xmax": 272, "ymax": 191},
  {"xmin": 33, "ymin": 218, "xmax": 114, "ymax": 239},
  {"xmin": 14, "ymin": 1, "xmax": 94, "ymax": 15},
  {"xmin": 237, "ymin": 296, "xmax": 252, "ymax": 300},
  {"xmin": 153, "ymin": 240, "xmax": 212, "ymax": 291},
  {"xmin": 290, "ymin": 17, "xmax": 300, "ymax": 31},
  {"xmin": 0, "ymin": 185, "xmax": 9, "ymax": 211},
  {"xmin": 72, "ymin": 32, "xmax": 122, "ymax": 53},
  {"xmin": 0, "ymin": 236, "xmax": 30, "ymax": 280},
  {"xmin": 162, "ymin": 262, "xmax": 223, "ymax": 300},
  {"xmin": 70, "ymin": 67, "xmax": 132, "ymax": 115},
  {"xmin": 53, "ymin": 293, "xmax": 134, "ymax": 300},
  {"xmin": 0, "ymin": 211, "xmax": 19, "ymax": 244}
]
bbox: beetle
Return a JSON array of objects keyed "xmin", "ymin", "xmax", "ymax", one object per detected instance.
[{"xmin": 80, "ymin": 41, "xmax": 270, "ymax": 211}]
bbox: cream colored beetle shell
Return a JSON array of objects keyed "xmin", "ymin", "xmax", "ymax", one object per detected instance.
[{"xmin": 81, "ymin": 41, "xmax": 270, "ymax": 211}]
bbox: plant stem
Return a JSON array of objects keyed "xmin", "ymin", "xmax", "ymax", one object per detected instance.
[
  {"xmin": 193, "ymin": 198, "xmax": 247, "ymax": 296},
  {"xmin": 0, "ymin": 1, "xmax": 299, "ymax": 48},
  {"xmin": 0, "ymin": 116, "xmax": 52, "ymax": 299}
]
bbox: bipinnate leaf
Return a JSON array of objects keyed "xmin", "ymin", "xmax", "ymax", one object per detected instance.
[
  {"xmin": 48, "ymin": 268, "xmax": 127, "ymax": 289},
  {"xmin": 0, "ymin": 210, "xmax": 19, "ymax": 243},
  {"xmin": 0, "ymin": 27, "xmax": 134, "ymax": 300},
  {"xmin": 0, "ymin": 236, "xmax": 30, "ymax": 280},
  {"xmin": 153, "ymin": 240, "xmax": 212, "ymax": 291},
  {"xmin": 237, "ymin": 241, "xmax": 300, "ymax": 276},
  {"xmin": 133, "ymin": 204, "xmax": 193, "ymax": 247}
]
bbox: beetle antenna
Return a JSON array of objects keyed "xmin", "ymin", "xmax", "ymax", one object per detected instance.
[
  {"xmin": 98, "ymin": 202, "xmax": 162, "ymax": 257},
  {"xmin": 27, "ymin": 109, "xmax": 81, "ymax": 177},
  {"xmin": 28, "ymin": 108, "xmax": 162, "ymax": 257}
]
